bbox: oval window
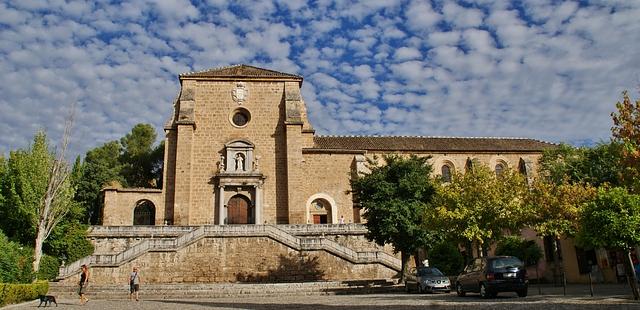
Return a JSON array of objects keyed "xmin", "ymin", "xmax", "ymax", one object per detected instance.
[{"xmin": 230, "ymin": 108, "xmax": 251, "ymax": 127}]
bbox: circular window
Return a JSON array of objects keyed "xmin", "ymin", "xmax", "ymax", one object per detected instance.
[{"xmin": 230, "ymin": 108, "xmax": 251, "ymax": 128}]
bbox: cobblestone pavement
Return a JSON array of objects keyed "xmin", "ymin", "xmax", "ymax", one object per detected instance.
[{"xmin": 6, "ymin": 291, "xmax": 640, "ymax": 310}]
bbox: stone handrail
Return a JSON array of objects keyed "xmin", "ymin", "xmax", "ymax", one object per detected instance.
[
  {"xmin": 298, "ymin": 237, "xmax": 401, "ymax": 271},
  {"xmin": 278, "ymin": 224, "xmax": 368, "ymax": 235},
  {"xmin": 88, "ymin": 225, "xmax": 194, "ymax": 237},
  {"xmin": 87, "ymin": 224, "xmax": 369, "ymax": 237},
  {"xmin": 58, "ymin": 226, "xmax": 206, "ymax": 278},
  {"xmin": 58, "ymin": 225, "xmax": 401, "ymax": 280}
]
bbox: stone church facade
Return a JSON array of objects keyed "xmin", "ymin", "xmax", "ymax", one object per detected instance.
[
  {"xmin": 61, "ymin": 65, "xmax": 613, "ymax": 285},
  {"xmin": 102, "ymin": 64, "xmax": 550, "ymax": 228}
]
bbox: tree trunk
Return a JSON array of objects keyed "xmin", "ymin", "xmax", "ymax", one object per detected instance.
[
  {"xmin": 626, "ymin": 250, "xmax": 640, "ymax": 300},
  {"xmin": 552, "ymin": 237, "xmax": 562, "ymax": 286},
  {"xmin": 400, "ymin": 251, "xmax": 410, "ymax": 283},
  {"xmin": 415, "ymin": 248, "xmax": 426, "ymax": 267},
  {"xmin": 32, "ymin": 222, "xmax": 48, "ymax": 276}
]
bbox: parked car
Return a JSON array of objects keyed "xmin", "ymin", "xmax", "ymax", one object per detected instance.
[
  {"xmin": 405, "ymin": 266, "xmax": 451, "ymax": 293},
  {"xmin": 455, "ymin": 256, "xmax": 528, "ymax": 298}
]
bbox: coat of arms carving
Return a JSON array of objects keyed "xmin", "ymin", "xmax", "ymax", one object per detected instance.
[{"xmin": 232, "ymin": 82, "xmax": 247, "ymax": 104}]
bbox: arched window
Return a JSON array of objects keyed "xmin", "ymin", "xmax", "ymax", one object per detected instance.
[
  {"xmin": 495, "ymin": 163, "xmax": 505, "ymax": 177},
  {"xmin": 441, "ymin": 164, "xmax": 452, "ymax": 182},
  {"xmin": 465, "ymin": 158, "xmax": 474, "ymax": 172},
  {"xmin": 133, "ymin": 200, "xmax": 155, "ymax": 225},
  {"xmin": 519, "ymin": 158, "xmax": 528, "ymax": 177}
]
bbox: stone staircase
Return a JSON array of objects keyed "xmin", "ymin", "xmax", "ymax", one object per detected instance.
[
  {"xmin": 47, "ymin": 280, "xmax": 400, "ymax": 299},
  {"xmin": 57, "ymin": 225, "xmax": 402, "ymax": 280}
]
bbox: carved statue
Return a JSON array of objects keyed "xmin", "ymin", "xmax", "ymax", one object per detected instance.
[
  {"xmin": 219, "ymin": 154, "xmax": 225, "ymax": 171},
  {"xmin": 235, "ymin": 153, "xmax": 244, "ymax": 171},
  {"xmin": 254, "ymin": 156, "xmax": 260, "ymax": 170}
]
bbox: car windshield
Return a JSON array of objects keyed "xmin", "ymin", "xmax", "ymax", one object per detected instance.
[
  {"xmin": 417, "ymin": 267, "xmax": 444, "ymax": 276},
  {"xmin": 492, "ymin": 257, "xmax": 524, "ymax": 269}
]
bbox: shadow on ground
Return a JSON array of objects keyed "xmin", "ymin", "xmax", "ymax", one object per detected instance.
[{"xmin": 153, "ymin": 295, "xmax": 640, "ymax": 310}]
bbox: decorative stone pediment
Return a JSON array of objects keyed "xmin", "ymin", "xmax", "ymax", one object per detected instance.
[{"xmin": 219, "ymin": 139, "xmax": 258, "ymax": 174}]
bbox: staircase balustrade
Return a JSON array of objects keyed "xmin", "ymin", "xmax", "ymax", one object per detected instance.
[{"xmin": 58, "ymin": 224, "xmax": 401, "ymax": 280}]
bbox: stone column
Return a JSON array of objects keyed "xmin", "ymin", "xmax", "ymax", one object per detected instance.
[
  {"xmin": 218, "ymin": 185, "xmax": 226, "ymax": 225},
  {"xmin": 255, "ymin": 183, "xmax": 263, "ymax": 224}
]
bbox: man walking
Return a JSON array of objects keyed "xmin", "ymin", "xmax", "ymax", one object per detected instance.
[{"xmin": 129, "ymin": 266, "xmax": 141, "ymax": 301}]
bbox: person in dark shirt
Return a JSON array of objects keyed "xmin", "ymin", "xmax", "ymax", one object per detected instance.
[{"xmin": 78, "ymin": 264, "xmax": 89, "ymax": 304}]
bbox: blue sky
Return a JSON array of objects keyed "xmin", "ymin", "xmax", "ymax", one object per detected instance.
[{"xmin": 1, "ymin": 0, "xmax": 639, "ymax": 158}]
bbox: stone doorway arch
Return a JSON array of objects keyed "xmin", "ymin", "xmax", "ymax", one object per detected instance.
[
  {"xmin": 305, "ymin": 193, "xmax": 338, "ymax": 224},
  {"xmin": 133, "ymin": 200, "xmax": 155, "ymax": 225},
  {"xmin": 227, "ymin": 195, "xmax": 253, "ymax": 224}
]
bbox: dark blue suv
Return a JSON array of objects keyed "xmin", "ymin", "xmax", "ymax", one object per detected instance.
[{"xmin": 455, "ymin": 256, "xmax": 528, "ymax": 298}]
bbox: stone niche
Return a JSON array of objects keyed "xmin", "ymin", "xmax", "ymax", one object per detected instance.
[{"xmin": 221, "ymin": 140, "xmax": 256, "ymax": 173}]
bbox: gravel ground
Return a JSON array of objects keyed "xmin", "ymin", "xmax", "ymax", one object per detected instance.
[{"xmin": 5, "ymin": 292, "xmax": 640, "ymax": 310}]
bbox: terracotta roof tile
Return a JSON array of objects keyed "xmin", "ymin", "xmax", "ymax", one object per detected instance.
[
  {"xmin": 180, "ymin": 64, "xmax": 302, "ymax": 80},
  {"xmin": 311, "ymin": 136, "xmax": 557, "ymax": 152}
]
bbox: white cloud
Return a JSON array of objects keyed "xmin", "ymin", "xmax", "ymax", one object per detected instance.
[
  {"xmin": 393, "ymin": 47, "xmax": 422, "ymax": 61},
  {"xmin": 427, "ymin": 31, "xmax": 461, "ymax": 47},
  {"xmin": 462, "ymin": 29, "xmax": 495, "ymax": 53},
  {"xmin": 404, "ymin": 0, "xmax": 441, "ymax": 32},
  {"xmin": 1, "ymin": 0, "xmax": 639, "ymax": 159},
  {"xmin": 442, "ymin": 2, "xmax": 484, "ymax": 28},
  {"xmin": 149, "ymin": 0, "xmax": 200, "ymax": 21},
  {"xmin": 353, "ymin": 65, "xmax": 374, "ymax": 79}
]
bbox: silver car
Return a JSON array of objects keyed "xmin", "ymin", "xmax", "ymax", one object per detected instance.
[{"xmin": 405, "ymin": 266, "xmax": 451, "ymax": 293}]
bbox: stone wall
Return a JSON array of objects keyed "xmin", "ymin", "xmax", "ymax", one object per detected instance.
[
  {"xmin": 102, "ymin": 188, "xmax": 163, "ymax": 226},
  {"xmin": 299, "ymin": 152, "xmax": 357, "ymax": 224},
  {"xmin": 65, "ymin": 234, "xmax": 397, "ymax": 284}
]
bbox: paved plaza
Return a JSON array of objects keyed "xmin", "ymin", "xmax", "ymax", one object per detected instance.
[{"xmin": 6, "ymin": 286, "xmax": 640, "ymax": 310}]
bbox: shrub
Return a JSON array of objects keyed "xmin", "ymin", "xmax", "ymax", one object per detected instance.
[
  {"xmin": 45, "ymin": 222, "xmax": 94, "ymax": 263},
  {"xmin": 429, "ymin": 241, "xmax": 465, "ymax": 275},
  {"xmin": 495, "ymin": 235, "xmax": 543, "ymax": 266},
  {"xmin": 0, "ymin": 280, "xmax": 48, "ymax": 307},
  {"xmin": 0, "ymin": 231, "xmax": 34, "ymax": 283},
  {"xmin": 36, "ymin": 255, "xmax": 59, "ymax": 281}
]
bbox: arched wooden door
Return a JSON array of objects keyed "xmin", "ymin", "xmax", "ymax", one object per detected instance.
[{"xmin": 227, "ymin": 195, "xmax": 252, "ymax": 224}]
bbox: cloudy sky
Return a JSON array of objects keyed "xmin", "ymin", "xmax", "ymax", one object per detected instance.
[{"xmin": 1, "ymin": 0, "xmax": 639, "ymax": 159}]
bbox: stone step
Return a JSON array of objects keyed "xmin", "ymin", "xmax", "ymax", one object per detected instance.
[{"xmin": 47, "ymin": 280, "xmax": 401, "ymax": 299}]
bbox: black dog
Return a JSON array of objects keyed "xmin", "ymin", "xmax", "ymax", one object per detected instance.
[{"xmin": 37, "ymin": 295, "xmax": 57, "ymax": 307}]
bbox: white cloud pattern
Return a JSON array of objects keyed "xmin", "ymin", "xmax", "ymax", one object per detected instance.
[{"xmin": 0, "ymin": 0, "xmax": 639, "ymax": 158}]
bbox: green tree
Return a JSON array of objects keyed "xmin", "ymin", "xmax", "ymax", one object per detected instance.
[
  {"xmin": 0, "ymin": 155, "xmax": 5, "ymax": 212},
  {"xmin": 538, "ymin": 143, "xmax": 622, "ymax": 187},
  {"xmin": 432, "ymin": 165, "xmax": 528, "ymax": 257},
  {"xmin": 526, "ymin": 179, "xmax": 596, "ymax": 239},
  {"xmin": 36, "ymin": 154, "xmax": 94, "ymax": 270},
  {"xmin": 74, "ymin": 123, "xmax": 163, "ymax": 225},
  {"xmin": 525, "ymin": 179, "xmax": 595, "ymax": 282},
  {"xmin": 120, "ymin": 124, "xmax": 162, "ymax": 188},
  {"xmin": 0, "ymin": 230, "xmax": 34, "ymax": 283},
  {"xmin": 0, "ymin": 132, "xmax": 51, "ymax": 245},
  {"xmin": 350, "ymin": 155, "xmax": 438, "ymax": 280},
  {"xmin": 44, "ymin": 222, "xmax": 93, "ymax": 264},
  {"xmin": 428, "ymin": 241, "xmax": 465, "ymax": 276},
  {"xmin": 576, "ymin": 187, "xmax": 640, "ymax": 299},
  {"xmin": 0, "ymin": 129, "xmax": 77, "ymax": 274},
  {"xmin": 611, "ymin": 91, "xmax": 640, "ymax": 192},
  {"xmin": 74, "ymin": 141, "xmax": 124, "ymax": 224},
  {"xmin": 495, "ymin": 235, "xmax": 543, "ymax": 266}
]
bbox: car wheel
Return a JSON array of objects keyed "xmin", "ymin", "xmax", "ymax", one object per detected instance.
[
  {"xmin": 480, "ymin": 283, "xmax": 490, "ymax": 299},
  {"xmin": 517, "ymin": 289, "xmax": 528, "ymax": 297},
  {"xmin": 456, "ymin": 283, "xmax": 466, "ymax": 297},
  {"xmin": 417, "ymin": 284, "xmax": 423, "ymax": 294}
]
